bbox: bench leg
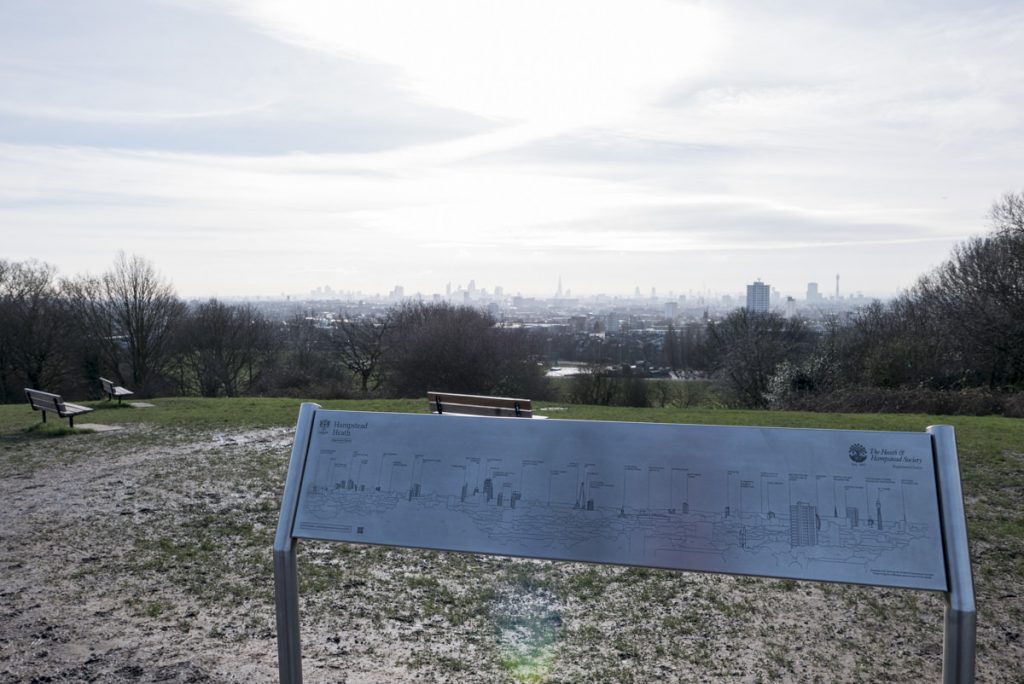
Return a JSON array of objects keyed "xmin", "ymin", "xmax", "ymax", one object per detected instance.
[
  {"xmin": 42, "ymin": 411, "xmax": 46, "ymax": 424},
  {"xmin": 69, "ymin": 415, "xmax": 74, "ymax": 429}
]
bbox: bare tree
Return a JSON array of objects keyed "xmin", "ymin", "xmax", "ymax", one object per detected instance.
[
  {"xmin": 990, "ymin": 189, "xmax": 1024, "ymax": 237},
  {"xmin": 334, "ymin": 314, "xmax": 391, "ymax": 393},
  {"xmin": 706, "ymin": 309, "xmax": 814, "ymax": 408},
  {"xmin": 775, "ymin": 192, "xmax": 1024, "ymax": 400},
  {"xmin": 0, "ymin": 259, "xmax": 17, "ymax": 400},
  {"xmin": 662, "ymin": 323, "xmax": 680, "ymax": 370},
  {"xmin": 825, "ymin": 300, "xmax": 945, "ymax": 389},
  {"xmin": 489, "ymin": 327, "xmax": 548, "ymax": 399},
  {"xmin": 176, "ymin": 299, "xmax": 278, "ymax": 396},
  {"xmin": 384, "ymin": 302, "xmax": 498, "ymax": 397},
  {"xmin": 0, "ymin": 260, "xmax": 68, "ymax": 400},
  {"xmin": 64, "ymin": 253, "xmax": 184, "ymax": 396},
  {"xmin": 916, "ymin": 226, "xmax": 1024, "ymax": 388},
  {"xmin": 268, "ymin": 314, "xmax": 353, "ymax": 398},
  {"xmin": 381, "ymin": 302, "xmax": 544, "ymax": 398},
  {"xmin": 568, "ymin": 365, "xmax": 619, "ymax": 405}
]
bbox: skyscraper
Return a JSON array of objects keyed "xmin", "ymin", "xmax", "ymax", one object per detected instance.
[
  {"xmin": 746, "ymin": 280, "xmax": 770, "ymax": 313},
  {"xmin": 846, "ymin": 506, "xmax": 859, "ymax": 528},
  {"xmin": 789, "ymin": 501, "xmax": 818, "ymax": 546}
]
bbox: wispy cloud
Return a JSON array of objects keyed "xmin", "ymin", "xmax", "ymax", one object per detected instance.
[
  {"xmin": 0, "ymin": 0, "xmax": 1020, "ymax": 297},
  {"xmin": 210, "ymin": 0, "xmax": 722, "ymax": 124},
  {"xmin": 0, "ymin": 100, "xmax": 280, "ymax": 124}
]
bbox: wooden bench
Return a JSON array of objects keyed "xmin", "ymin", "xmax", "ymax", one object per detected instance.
[
  {"xmin": 100, "ymin": 377, "xmax": 135, "ymax": 404},
  {"xmin": 24, "ymin": 388, "xmax": 94, "ymax": 428},
  {"xmin": 427, "ymin": 391, "xmax": 532, "ymax": 418}
]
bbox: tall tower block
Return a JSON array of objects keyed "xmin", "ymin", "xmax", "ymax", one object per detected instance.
[
  {"xmin": 746, "ymin": 280, "xmax": 770, "ymax": 313},
  {"xmin": 835, "ymin": 274, "xmax": 840, "ymax": 300}
]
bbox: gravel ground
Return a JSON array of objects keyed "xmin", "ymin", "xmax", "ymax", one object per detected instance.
[{"xmin": 0, "ymin": 424, "xmax": 1018, "ymax": 682}]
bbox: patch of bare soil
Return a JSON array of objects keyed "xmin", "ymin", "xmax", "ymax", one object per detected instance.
[{"xmin": 0, "ymin": 426, "xmax": 1018, "ymax": 682}]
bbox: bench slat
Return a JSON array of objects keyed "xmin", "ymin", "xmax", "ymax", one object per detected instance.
[
  {"xmin": 428, "ymin": 391, "xmax": 532, "ymax": 417},
  {"xmin": 27, "ymin": 396, "xmax": 63, "ymax": 411},
  {"xmin": 427, "ymin": 392, "xmax": 531, "ymax": 411},
  {"xmin": 25, "ymin": 389, "xmax": 62, "ymax": 402},
  {"xmin": 61, "ymin": 403, "xmax": 93, "ymax": 416},
  {"xmin": 432, "ymin": 403, "xmax": 532, "ymax": 418}
]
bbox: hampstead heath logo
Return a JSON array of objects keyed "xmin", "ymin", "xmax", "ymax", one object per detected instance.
[{"xmin": 848, "ymin": 443, "xmax": 868, "ymax": 463}]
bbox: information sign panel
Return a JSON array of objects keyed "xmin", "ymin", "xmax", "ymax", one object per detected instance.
[{"xmin": 292, "ymin": 410, "xmax": 947, "ymax": 591}]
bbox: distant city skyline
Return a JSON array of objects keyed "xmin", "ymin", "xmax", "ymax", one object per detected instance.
[
  {"xmin": 295, "ymin": 274, "xmax": 872, "ymax": 307},
  {"xmin": 2, "ymin": 1, "xmax": 1021, "ymax": 299}
]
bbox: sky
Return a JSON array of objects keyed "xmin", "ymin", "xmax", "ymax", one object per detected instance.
[{"xmin": 1, "ymin": 0, "xmax": 1022, "ymax": 300}]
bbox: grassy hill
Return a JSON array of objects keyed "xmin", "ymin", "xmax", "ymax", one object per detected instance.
[{"xmin": 1, "ymin": 398, "xmax": 1021, "ymax": 681}]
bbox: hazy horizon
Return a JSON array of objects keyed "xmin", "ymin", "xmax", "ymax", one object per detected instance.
[{"xmin": 2, "ymin": 0, "xmax": 1021, "ymax": 299}]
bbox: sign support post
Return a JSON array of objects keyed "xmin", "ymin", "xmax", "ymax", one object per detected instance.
[
  {"xmin": 274, "ymin": 402, "xmax": 319, "ymax": 684},
  {"xmin": 928, "ymin": 425, "xmax": 977, "ymax": 684}
]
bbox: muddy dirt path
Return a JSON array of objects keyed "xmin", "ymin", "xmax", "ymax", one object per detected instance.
[{"xmin": 0, "ymin": 425, "xmax": 1016, "ymax": 683}]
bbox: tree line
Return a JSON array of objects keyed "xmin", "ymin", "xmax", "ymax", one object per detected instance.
[
  {"xmin": 2, "ymin": 192, "xmax": 1022, "ymax": 414},
  {"xmin": 761, "ymin": 191, "xmax": 1024, "ymax": 415},
  {"xmin": 0, "ymin": 252, "xmax": 548, "ymax": 403},
  {"xmin": 554, "ymin": 192, "xmax": 1024, "ymax": 414}
]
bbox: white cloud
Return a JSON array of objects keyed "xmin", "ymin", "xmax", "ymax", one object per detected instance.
[
  {"xmin": 0, "ymin": 0, "xmax": 1021, "ymax": 297},
  {"xmin": 0, "ymin": 100, "xmax": 279, "ymax": 124},
  {"xmin": 214, "ymin": 0, "xmax": 722, "ymax": 127}
]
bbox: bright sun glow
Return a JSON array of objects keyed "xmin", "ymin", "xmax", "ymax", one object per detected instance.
[
  {"xmin": 2, "ymin": 0, "xmax": 1017, "ymax": 297},
  {"xmin": 226, "ymin": 0, "xmax": 722, "ymax": 127}
]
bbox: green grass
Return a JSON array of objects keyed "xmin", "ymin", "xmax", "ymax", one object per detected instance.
[
  {"xmin": 4, "ymin": 394, "xmax": 1017, "ymax": 436},
  {"xmin": 1, "ymin": 396, "xmax": 1019, "ymax": 681},
  {"xmin": 0, "ymin": 396, "xmax": 427, "ymax": 434},
  {"xmin": 2, "ymin": 396, "xmax": 1022, "ymax": 627},
  {"xmin": 2, "ymin": 399, "xmax": 1021, "ymax": 503},
  {"xmin": 22, "ymin": 421, "xmax": 95, "ymax": 437},
  {"xmin": 2, "ymin": 398, "xmax": 1021, "ymax": 547}
]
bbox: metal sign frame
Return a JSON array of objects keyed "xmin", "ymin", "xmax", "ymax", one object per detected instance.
[{"xmin": 274, "ymin": 403, "xmax": 975, "ymax": 683}]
